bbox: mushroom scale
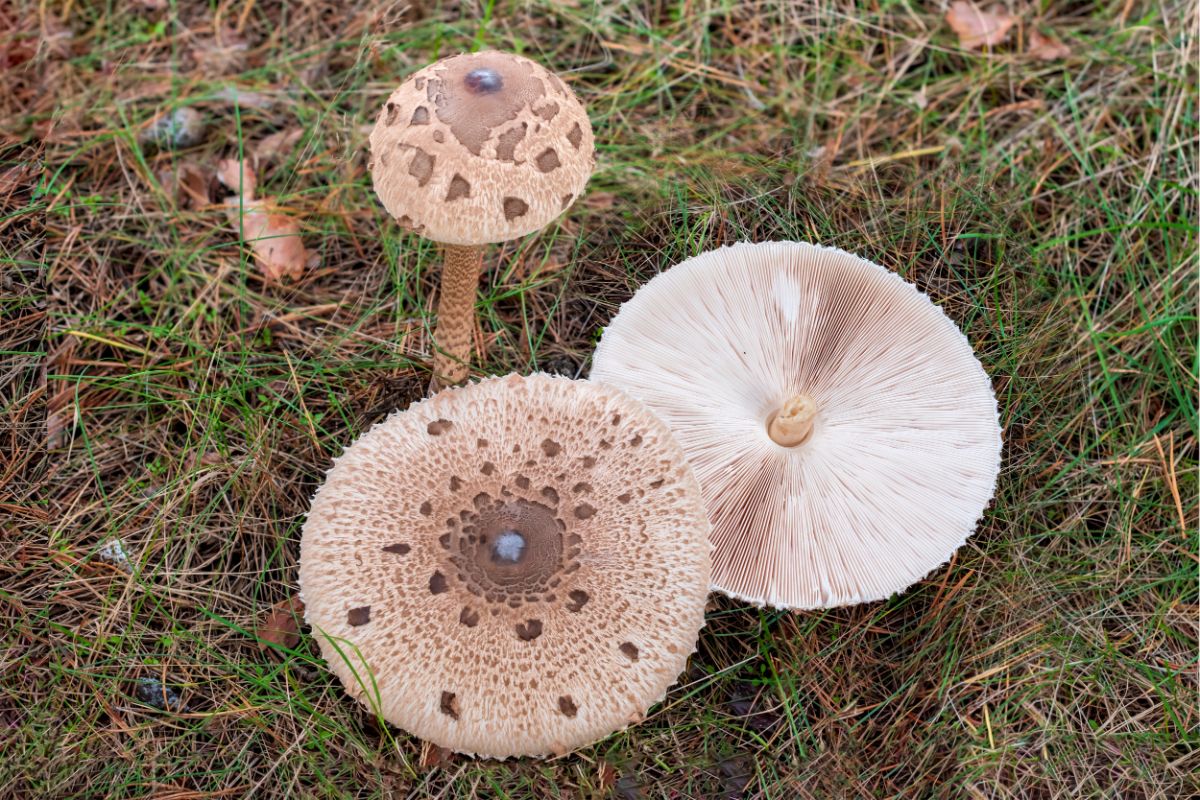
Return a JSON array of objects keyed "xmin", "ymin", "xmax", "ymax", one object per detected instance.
[
  {"xmin": 590, "ymin": 241, "xmax": 1003, "ymax": 610},
  {"xmin": 368, "ymin": 51, "xmax": 595, "ymax": 247},
  {"xmin": 298, "ymin": 374, "xmax": 711, "ymax": 758}
]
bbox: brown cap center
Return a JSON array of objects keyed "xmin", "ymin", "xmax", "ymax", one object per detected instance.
[{"xmin": 469, "ymin": 499, "xmax": 563, "ymax": 585}]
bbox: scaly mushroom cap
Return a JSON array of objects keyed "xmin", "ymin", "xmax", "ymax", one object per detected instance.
[
  {"xmin": 591, "ymin": 242, "xmax": 1003, "ymax": 609},
  {"xmin": 368, "ymin": 51, "xmax": 595, "ymax": 246},
  {"xmin": 298, "ymin": 374, "xmax": 711, "ymax": 758}
]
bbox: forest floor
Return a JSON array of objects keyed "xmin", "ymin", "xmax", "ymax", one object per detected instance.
[{"xmin": 2, "ymin": 1, "xmax": 1196, "ymax": 798}]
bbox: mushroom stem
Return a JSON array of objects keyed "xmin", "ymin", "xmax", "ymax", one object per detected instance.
[
  {"xmin": 431, "ymin": 244, "xmax": 485, "ymax": 389},
  {"xmin": 768, "ymin": 394, "xmax": 818, "ymax": 447}
]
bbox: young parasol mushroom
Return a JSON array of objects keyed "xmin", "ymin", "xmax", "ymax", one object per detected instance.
[
  {"xmin": 369, "ymin": 51, "xmax": 595, "ymax": 388},
  {"xmin": 591, "ymin": 241, "xmax": 1002, "ymax": 609},
  {"xmin": 298, "ymin": 374, "xmax": 711, "ymax": 758}
]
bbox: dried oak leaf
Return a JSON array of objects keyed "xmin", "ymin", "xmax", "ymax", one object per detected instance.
[
  {"xmin": 226, "ymin": 199, "xmax": 309, "ymax": 283},
  {"xmin": 255, "ymin": 128, "xmax": 304, "ymax": 163},
  {"xmin": 257, "ymin": 595, "xmax": 305, "ymax": 651},
  {"xmin": 418, "ymin": 740, "xmax": 453, "ymax": 769},
  {"xmin": 217, "ymin": 156, "xmax": 257, "ymax": 200},
  {"xmin": 1028, "ymin": 29, "xmax": 1071, "ymax": 61},
  {"xmin": 946, "ymin": 1, "xmax": 1015, "ymax": 49}
]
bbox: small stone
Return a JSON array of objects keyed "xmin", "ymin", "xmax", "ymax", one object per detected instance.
[
  {"xmin": 140, "ymin": 107, "xmax": 206, "ymax": 149},
  {"xmin": 134, "ymin": 677, "xmax": 184, "ymax": 711}
]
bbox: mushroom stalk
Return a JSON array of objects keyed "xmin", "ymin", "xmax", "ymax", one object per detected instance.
[
  {"xmin": 768, "ymin": 394, "xmax": 817, "ymax": 447},
  {"xmin": 431, "ymin": 244, "xmax": 485, "ymax": 388}
]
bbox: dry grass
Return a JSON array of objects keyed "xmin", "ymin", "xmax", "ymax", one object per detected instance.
[{"xmin": 3, "ymin": 1, "xmax": 1197, "ymax": 798}]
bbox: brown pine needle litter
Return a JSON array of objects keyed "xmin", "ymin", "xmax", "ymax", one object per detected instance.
[{"xmin": 4, "ymin": 1, "xmax": 1197, "ymax": 798}]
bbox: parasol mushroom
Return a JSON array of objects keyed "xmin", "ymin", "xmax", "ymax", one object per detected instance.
[
  {"xmin": 590, "ymin": 241, "xmax": 1002, "ymax": 609},
  {"xmin": 368, "ymin": 51, "xmax": 595, "ymax": 388},
  {"xmin": 298, "ymin": 374, "xmax": 711, "ymax": 758}
]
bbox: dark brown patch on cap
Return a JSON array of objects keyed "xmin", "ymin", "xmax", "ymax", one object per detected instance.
[
  {"xmin": 432, "ymin": 130, "xmax": 445, "ymax": 143},
  {"xmin": 540, "ymin": 438, "xmax": 561, "ymax": 457},
  {"xmin": 494, "ymin": 123, "xmax": 527, "ymax": 162},
  {"xmin": 561, "ymin": 194, "xmax": 574, "ymax": 209},
  {"xmin": 410, "ymin": 106, "xmax": 430, "ymax": 125},
  {"xmin": 535, "ymin": 101, "xmax": 559, "ymax": 121},
  {"xmin": 535, "ymin": 148, "xmax": 561, "ymax": 173},
  {"xmin": 384, "ymin": 102, "xmax": 399, "ymax": 125},
  {"xmin": 446, "ymin": 174, "xmax": 471, "ymax": 201},
  {"xmin": 619, "ymin": 642, "xmax": 639, "ymax": 661},
  {"xmin": 439, "ymin": 691, "xmax": 459, "ymax": 719},
  {"xmin": 503, "ymin": 197, "xmax": 528, "ymax": 220},
  {"xmin": 347, "ymin": 606, "xmax": 371, "ymax": 626},
  {"xmin": 566, "ymin": 122, "xmax": 583, "ymax": 149},
  {"xmin": 481, "ymin": 461, "xmax": 495, "ymax": 475},
  {"xmin": 617, "ymin": 492, "xmax": 631, "ymax": 504},
  {"xmin": 408, "ymin": 147, "xmax": 435, "ymax": 186},
  {"xmin": 558, "ymin": 695, "xmax": 577, "ymax": 717},
  {"xmin": 429, "ymin": 571, "xmax": 448, "ymax": 594},
  {"xmin": 382, "ymin": 543, "xmax": 411, "ymax": 555},
  {"xmin": 574, "ymin": 503, "xmax": 596, "ymax": 520},
  {"xmin": 459, "ymin": 607, "xmax": 479, "ymax": 627},
  {"xmin": 566, "ymin": 590, "xmax": 589, "ymax": 612},
  {"xmin": 515, "ymin": 619, "xmax": 543, "ymax": 641},
  {"xmin": 420, "ymin": 500, "xmax": 433, "ymax": 516},
  {"xmin": 449, "ymin": 475, "xmax": 463, "ymax": 492},
  {"xmin": 427, "ymin": 419, "xmax": 454, "ymax": 435}
]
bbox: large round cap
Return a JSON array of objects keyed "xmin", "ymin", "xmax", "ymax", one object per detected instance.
[
  {"xmin": 299, "ymin": 374, "xmax": 710, "ymax": 758},
  {"xmin": 591, "ymin": 242, "xmax": 1002, "ymax": 609},
  {"xmin": 368, "ymin": 51, "xmax": 595, "ymax": 246}
]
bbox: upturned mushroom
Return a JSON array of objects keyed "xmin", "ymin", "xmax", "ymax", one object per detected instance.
[
  {"xmin": 591, "ymin": 241, "xmax": 1003, "ymax": 609},
  {"xmin": 298, "ymin": 374, "xmax": 711, "ymax": 758},
  {"xmin": 368, "ymin": 51, "xmax": 595, "ymax": 388}
]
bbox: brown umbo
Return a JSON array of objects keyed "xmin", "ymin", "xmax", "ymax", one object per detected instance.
[
  {"xmin": 298, "ymin": 374, "xmax": 711, "ymax": 758},
  {"xmin": 368, "ymin": 52, "xmax": 595, "ymax": 387}
]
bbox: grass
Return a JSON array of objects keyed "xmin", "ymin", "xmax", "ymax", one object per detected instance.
[{"xmin": 3, "ymin": 0, "xmax": 1197, "ymax": 797}]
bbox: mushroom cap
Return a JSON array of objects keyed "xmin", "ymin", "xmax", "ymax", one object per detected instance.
[
  {"xmin": 368, "ymin": 51, "xmax": 595, "ymax": 246},
  {"xmin": 590, "ymin": 242, "xmax": 1003, "ymax": 609},
  {"xmin": 298, "ymin": 374, "xmax": 711, "ymax": 758}
]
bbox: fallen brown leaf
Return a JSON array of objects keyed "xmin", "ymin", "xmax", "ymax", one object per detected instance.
[
  {"xmin": 255, "ymin": 128, "xmax": 305, "ymax": 163},
  {"xmin": 596, "ymin": 760, "xmax": 617, "ymax": 791},
  {"xmin": 946, "ymin": 1, "xmax": 1015, "ymax": 49},
  {"xmin": 217, "ymin": 157, "xmax": 257, "ymax": 200},
  {"xmin": 177, "ymin": 162, "xmax": 211, "ymax": 209},
  {"xmin": 214, "ymin": 85, "xmax": 275, "ymax": 110},
  {"xmin": 191, "ymin": 28, "xmax": 248, "ymax": 76},
  {"xmin": 0, "ymin": 164, "xmax": 33, "ymax": 208},
  {"xmin": 257, "ymin": 595, "xmax": 305, "ymax": 651},
  {"xmin": 582, "ymin": 191, "xmax": 616, "ymax": 210},
  {"xmin": 43, "ymin": 337, "xmax": 77, "ymax": 449},
  {"xmin": 1028, "ymin": 29, "xmax": 1071, "ymax": 61},
  {"xmin": 418, "ymin": 740, "xmax": 452, "ymax": 769},
  {"xmin": 226, "ymin": 199, "xmax": 309, "ymax": 283}
]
